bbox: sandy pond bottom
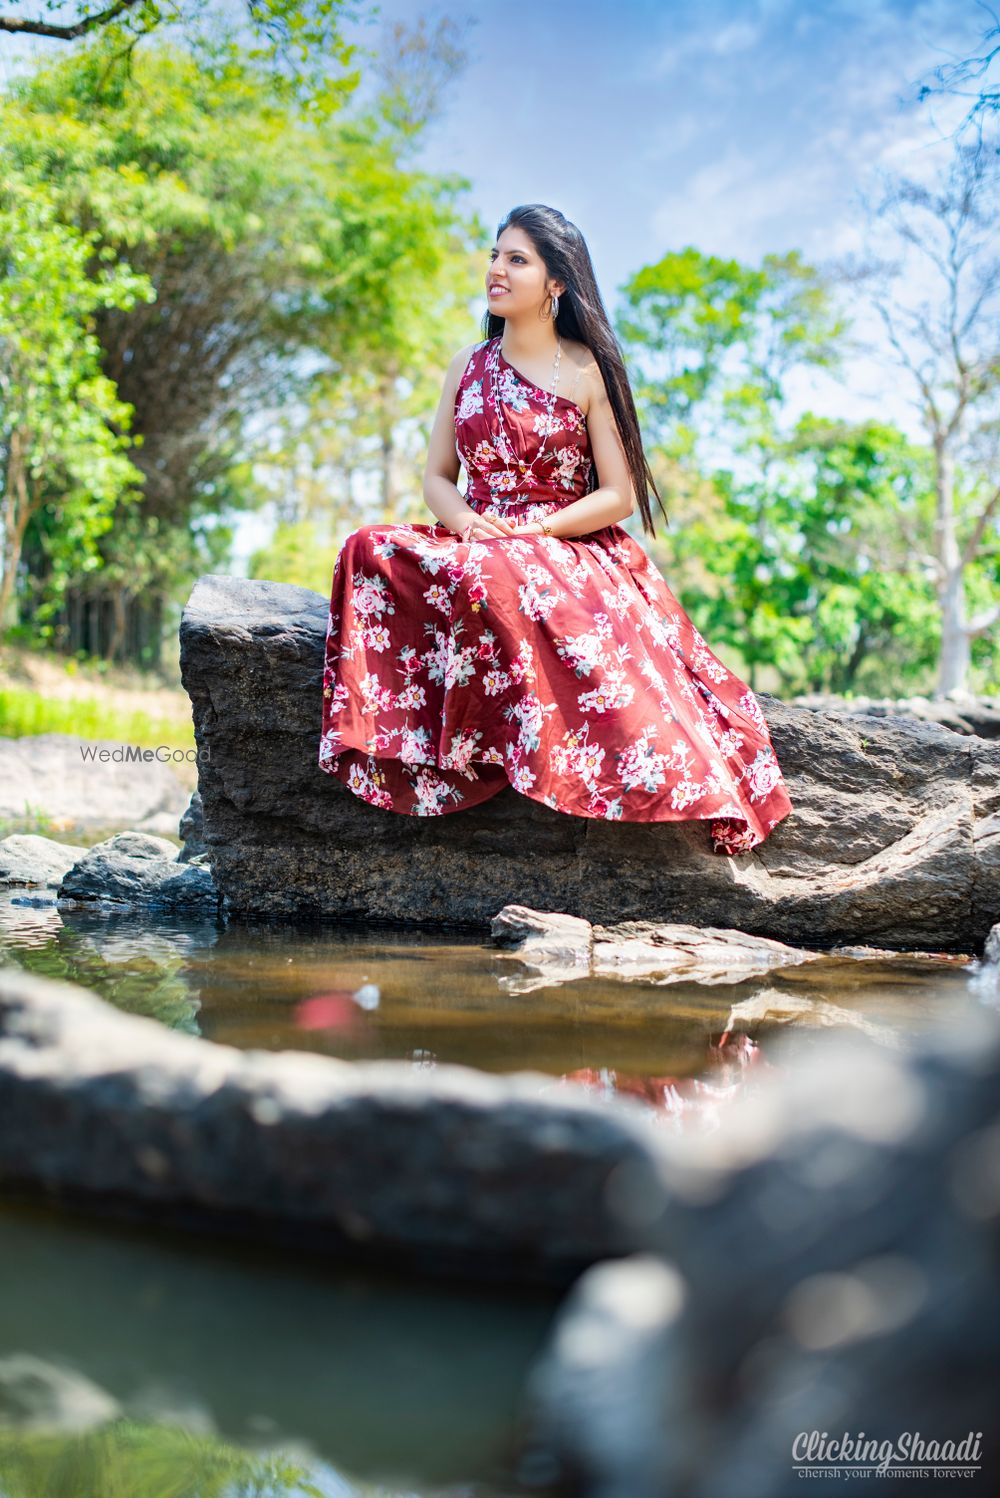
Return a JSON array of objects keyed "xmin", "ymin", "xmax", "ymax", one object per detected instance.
[{"xmin": 0, "ymin": 892, "xmax": 993, "ymax": 1494}]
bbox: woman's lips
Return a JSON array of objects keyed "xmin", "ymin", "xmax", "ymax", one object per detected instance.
[{"xmin": 488, "ymin": 285, "xmax": 510, "ymax": 296}]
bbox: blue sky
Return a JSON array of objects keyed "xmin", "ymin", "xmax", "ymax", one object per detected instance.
[{"xmin": 345, "ymin": 0, "xmax": 984, "ymax": 294}]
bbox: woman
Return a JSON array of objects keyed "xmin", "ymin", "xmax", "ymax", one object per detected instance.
[{"xmin": 319, "ymin": 203, "xmax": 793, "ymax": 854}]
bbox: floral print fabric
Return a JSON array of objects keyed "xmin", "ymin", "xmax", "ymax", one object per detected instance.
[{"xmin": 319, "ymin": 336, "xmax": 793, "ymax": 854}]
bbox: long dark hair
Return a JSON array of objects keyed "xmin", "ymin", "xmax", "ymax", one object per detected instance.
[{"xmin": 481, "ymin": 203, "xmax": 669, "ymax": 536}]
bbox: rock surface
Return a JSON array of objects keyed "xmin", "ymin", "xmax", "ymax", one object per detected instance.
[
  {"xmin": 0, "ymin": 965, "xmax": 662, "ymax": 1283},
  {"xmin": 525, "ymin": 1002, "xmax": 1000, "ymax": 1497},
  {"xmin": 792, "ymin": 689, "xmax": 1000, "ymax": 740},
  {"xmin": 179, "ymin": 574, "xmax": 1000, "ymax": 952},
  {"xmin": 490, "ymin": 903, "xmax": 974, "ymax": 1000},
  {"xmin": 57, "ymin": 831, "xmax": 217, "ymax": 912},
  {"xmin": 177, "ymin": 790, "xmax": 206, "ymax": 862},
  {"xmin": 0, "ymin": 833, "xmax": 87, "ymax": 889}
]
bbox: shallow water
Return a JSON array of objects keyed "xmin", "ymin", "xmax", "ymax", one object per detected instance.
[
  {"xmin": 0, "ymin": 892, "xmax": 986, "ymax": 1103},
  {"xmin": 1, "ymin": 892, "xmax": 995, "ymax": 1494},
  {"xmin": 0, "ymin": 1196, "xmax": 557, "ymax": 1496}
]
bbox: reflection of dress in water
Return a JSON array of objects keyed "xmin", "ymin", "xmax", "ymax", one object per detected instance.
[{"xmin": 318, "ymin": 334, "xmax": 793, "ymax": 855}]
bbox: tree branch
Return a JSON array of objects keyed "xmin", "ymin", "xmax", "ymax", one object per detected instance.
[
  {"xmin": 968, "ymin": 599, "xmax": 1000, "ymax": 636},
  {"xmin": 961, "ymin": 481, "xmax": 1000, "ymax": 567},
  {"xmin": 0, "ymin": 0, "xmax": 144, "ymax": 40}
]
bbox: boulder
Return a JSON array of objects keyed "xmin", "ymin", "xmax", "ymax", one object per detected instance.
[
  {"xmin": 57, "ymin": 831, "xmax": 217, "ymax": 912},
  {"xmin": 177, "ymin": 790, "xmax": 206, "ymax": 863},
  {"xmin": 179, "ymin": 575, "xmax": 1000, "ymax": 952},
  {"xmin": 0, "ymin": 833, "xmax": 88, "ymax": 889},
  {"xmin": 792, "ymin": 689, "xmax": 1000, "ymax": 740},
  {"xmin": 0, "ymin": 733, "xmax": 190, "ymax": 832},
  {"xmin": 490, "ymin": 903, "xmax": 974, "ymax": 1001},
  {"xmin": 0, "ymin": 964, "xmax": 663, "ymax": 1284},
  {"xmin": 525, "ymin": 1002, "xmax": 1000, "ymax": 1497}
]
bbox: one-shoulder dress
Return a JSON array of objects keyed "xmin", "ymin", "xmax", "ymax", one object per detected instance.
[{"xmin": 318, "ymin": 334, "xmax": 793, "ymax": 855}]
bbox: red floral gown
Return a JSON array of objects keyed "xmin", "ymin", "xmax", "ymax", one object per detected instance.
[{"xmin": 319, "ymin": 335, "xmax": 793, "ymax": 855}]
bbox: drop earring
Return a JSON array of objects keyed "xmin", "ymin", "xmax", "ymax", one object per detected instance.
[{"xmin": 550, "ymin": 292, "xmax": 560, "ymax": 320}]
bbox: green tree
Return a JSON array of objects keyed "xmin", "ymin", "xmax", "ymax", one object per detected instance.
[
  {"xmin": 840, "ymin": 135, "xmax": 1000, "ymax": 694},
  {"xmin": 0, "ymin": 176, "xmax": 153, "ymax": 628},
  {"xmin": 0, "ymin": 0, "xmax": 357, "ymax": 119},
  {"xmin": 618, "ymin": 247, "xmax": 846, "ymax": 690},
  {"xmin": 4, "ymin": 19, "xmax": 482, "ymax": 658}
]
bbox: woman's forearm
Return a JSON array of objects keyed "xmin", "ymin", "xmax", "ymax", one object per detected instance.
[
  {"xmin": 543, "ymin": 486, "xmax": 632, "ymax": 538},
  {"xmin": 423, "ymin": 475, "xmax": 474, "ymax": 532}
]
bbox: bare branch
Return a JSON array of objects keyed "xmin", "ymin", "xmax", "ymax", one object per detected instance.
[
  {"xmin": 0, "ymin": 0, "xmax": 144, "ymax": 40},
  {"xmin": 961, "ymin": 481, "xmax": 1000, "ymax": 566}
]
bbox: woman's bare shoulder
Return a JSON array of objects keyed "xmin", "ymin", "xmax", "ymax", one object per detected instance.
[
  {"xmin": 445, "ymin": 338, "xmax": 489, "ymax": 393},
  {"xmin": 561, "ymin": 337, "xmax": 601, "ymax": 415}
]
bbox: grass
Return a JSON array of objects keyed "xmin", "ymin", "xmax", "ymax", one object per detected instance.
[{"xmin": 0, "ymin": 685, "xmax": 194, "ymax": 752}]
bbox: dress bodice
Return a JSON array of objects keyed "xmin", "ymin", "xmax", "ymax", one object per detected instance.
[{"xmin": 454, "ymin": 335, "xmax": 594, "ymax": 508}]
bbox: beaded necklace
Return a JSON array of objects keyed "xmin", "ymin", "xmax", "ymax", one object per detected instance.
[{"xmin": 484, "ymin": 334, "xmax": 562, "ymax": 492}]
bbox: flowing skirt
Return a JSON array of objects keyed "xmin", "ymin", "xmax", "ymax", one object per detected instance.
[{"xmin": 318, "ymin": 497, "xmax": 793, "ymax": 855}]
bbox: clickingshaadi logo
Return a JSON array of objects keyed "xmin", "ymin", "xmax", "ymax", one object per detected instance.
[{"xmin": 792, "ymin": 1429, "xmax": 983, "ymax": 1480}]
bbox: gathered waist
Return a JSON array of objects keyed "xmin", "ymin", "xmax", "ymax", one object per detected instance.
[{"xmin": 464, "ymin": 485, "xmax": 576, "ymax": 511}]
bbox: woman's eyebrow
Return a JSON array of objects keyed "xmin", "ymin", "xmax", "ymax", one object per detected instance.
[{"xmin": 491, "ymin": 245, "xmax": 532, "ymax": 255}]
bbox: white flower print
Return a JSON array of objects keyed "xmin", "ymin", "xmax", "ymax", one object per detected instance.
[
  {"xmin": 470, "ymin": 439, "xmax": 497, "ymax": 472},
  {"xmin": 441, "ymin": 730, "xmax": 481, "ymax": 777},
  {"xmin": 518, "ymin": 578, "xmax": 562, "ymax": 622},
  {"xmin": 395, "ymin": 679, "xmax": 428, "ymax": 712},
  {"xmin": 744, "ymin": 747, "xmax": 783, "ymax": 801},
  {"xmin": 457, "ymin": 378, "xmax": 484, "ymax": 421},
  {"xmin": 617, "ymin": 729, "xmax": 669, "ymax": 793},
  {"xmin": 691, "ymin": 639, "xmax": 730, "ymax": 684},
  {"xmin": 399, "ymin": 725, "xmax": 434, "ymax": 765},
  {"xmin": 505, "ymin": 692, "xmax": 553, "ymax": 753},
  {"xmin": 361, "ymin": 622, "xmax": 392, "ymax": 652},
  {"xmin": 359, "ymin": 672, "xmax": 394, "ymax": 715},
  {"xmin": 323, "ymin": 680, "xmax": 350, "ymax": 715},
  {"xmin": 422, "ymin": 627, "xmax": 477, "ymax": 690},
  {"xmin": 739, "ymin": 691, "xmax": 766, "ymax": 730},
  {"xmin": 554, "ymin": 630, "xmax": 605, "ymax": 678},
  {"xmin": 424, "ymin": 583, "xmax": 452, "ymax": 615},
  {"xmin": 509, "ymin": 762, "xmax": 538, "ymax": 793},
  {"xmin": 553, "ymin": 445, "xmax": 584, "ymax": 490},
  {"xmin": 509, "ymin": 639, "xmax": 537, "ymax": 685},
  {"xmin": 353, "ymin": 572, "xmax": 394, "ymax": 620},
  {"xmin": 550, "ymin": 723, "xmax": 606, "ymax": 790},
  {"xmin": 578, "ymin": 672, "xmax": 636, "ymax": 715},
  {"xmin": 411, "ymin": 769, "xmax": 461, "ymax": 816}
]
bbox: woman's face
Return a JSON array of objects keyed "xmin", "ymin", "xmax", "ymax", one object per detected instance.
[{"xmin": 487, "ymin": 226, "xmax": 564, "ymax": 318}]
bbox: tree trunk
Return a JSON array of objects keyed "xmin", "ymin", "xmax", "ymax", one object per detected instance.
[
  {"xmin": 379, "ymin": 373, "xmax": 399, "ymax": 515},
  {"xmin": 934, "ymin": 442, "xmax": 969, "ymax": 695},
  {"xmin": 0, "ymin": 429, "xmax": 30, "ymax": 631}
]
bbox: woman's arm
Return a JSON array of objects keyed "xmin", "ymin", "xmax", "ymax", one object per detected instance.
[{"xmin": 422, "ymin": 348, "xmax": 517, "ymax": 538}]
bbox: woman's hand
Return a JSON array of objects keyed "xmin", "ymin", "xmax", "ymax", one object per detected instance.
[
  {"xmin": 455, "ymin": 509, "xmax": 519, "ymax": 541},
  {"xmin": 507, "ymin": 520, "xmax": 547, "ymax": 536}
]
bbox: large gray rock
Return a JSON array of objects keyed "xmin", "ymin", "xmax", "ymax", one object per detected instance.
[
  {"xmin": 0, "ymin": 965, "xmax": 663, "ymax": 1283},
  {"xmin": 178, "ymin": 574, "xmax": 1000, "ymax": 952},
  {"xmin": 525, "ymin": 1003, "xmax": 1000, "ymax": 1497},
  {"xmin": 792, "ymin": 689, "xmax": 1000, "ymax": 740},
  {"xmin": 0, "ymin": 833, "xmax": 87, "ymax": 889},
  {"xmin": 57, "ymin": 831, "xmax": 217, "ymax": 912},
  {"xmin": 0, "ymin": 733, "xmax": 190, "ymax": 831},
  {"xmin": 489, "ymin": 905, "xmax": 974, "ymax": 1017}
]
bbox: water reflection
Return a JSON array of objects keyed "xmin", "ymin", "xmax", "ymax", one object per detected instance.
[
  {"xmin": 0, "ymin": 893, "xmax": 989, "ymax": 1122},
  {"xmin": 0, "ymin": 1198, "xmax": 557, "ymax": 1494}
]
